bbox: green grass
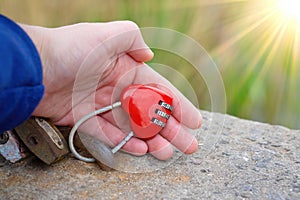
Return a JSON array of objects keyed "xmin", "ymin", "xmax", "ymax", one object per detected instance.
[{"xmin": 1, "ymin": 0, "xmax": 299, "ymax": 129}]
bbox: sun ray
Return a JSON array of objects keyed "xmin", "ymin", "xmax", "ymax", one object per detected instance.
[
  {"xmin": 229, "ymin": 16, "xmax": 289, "ymax": 114},
  {"xmin": 243, "ymin": 17, "xmax": 288, "ymax": 77},
  {"xmin": 213, "ymin": 8, "xmax": 276, "ymax": 56}
]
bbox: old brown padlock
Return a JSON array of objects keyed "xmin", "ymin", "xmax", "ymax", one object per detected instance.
[
  {"xmin": 14, "ymin": 117, "xmax": 69, "ymax": 165},
  {"xmin": 9, "ymin": 117, "xmax": 112, "ymax": 170}
]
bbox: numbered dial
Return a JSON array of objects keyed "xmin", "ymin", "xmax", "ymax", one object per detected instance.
[{"xmin": 120, "ymin": 84, "xmax": 173, "ymax": 139}]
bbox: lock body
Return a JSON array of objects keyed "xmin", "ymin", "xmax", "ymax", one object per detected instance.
[
  {"xmin": 14, "ymin": 117, "xmax": 69, "ymax": 165},
  {"xmin": 121, "ymin": 84, "xmax": 173, "ymax": 139},
  {"xmin": 0, "ymin": 130, "xmax": 29, "ymax": 164}
]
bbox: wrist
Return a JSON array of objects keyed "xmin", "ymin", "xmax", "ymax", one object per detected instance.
[
  {"xmin": 18, "ymin": 24, "xmax": 49, "ymax": 118},
  {"xmin": 18, "ymin": 24, "xmax": 48, "ymax": 57}
]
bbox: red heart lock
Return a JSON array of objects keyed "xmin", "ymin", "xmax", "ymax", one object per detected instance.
[{"xmin": 120, "ymin": 84, "xmax": 173, "ymax": 139}]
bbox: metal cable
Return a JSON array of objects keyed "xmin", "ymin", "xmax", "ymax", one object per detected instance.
[{"xmin": 68, "ymin": 101, "xmax": 122, "ymax": 162}]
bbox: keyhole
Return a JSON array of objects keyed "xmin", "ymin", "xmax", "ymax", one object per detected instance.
[
  {"xmin": 0, "ymin": 132, "xmax": 9, "ymax": 144},
  {"xmin": 28, "ymin": 135, "xmax": 39, "ymax": 146}
]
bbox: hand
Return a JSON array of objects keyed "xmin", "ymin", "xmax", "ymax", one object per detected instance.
[{"xmin": 21, "ymin": 21, "xmax": 202, "ymax": 160}]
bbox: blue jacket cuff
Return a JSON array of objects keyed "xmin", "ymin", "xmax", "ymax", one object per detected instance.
[{"xmin": 0, "ymin": 15, "xmax": 44, "ymax": 133}]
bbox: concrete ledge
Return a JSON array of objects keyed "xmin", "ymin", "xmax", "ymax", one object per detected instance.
[{"xmin": 1, "ymin": 111, "xmax": 299, "ymax": 199}]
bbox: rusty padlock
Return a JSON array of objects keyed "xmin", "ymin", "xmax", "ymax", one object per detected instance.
[
  {"xmin": 14, "ymin": 117, "xmax": 70, "ymax": 165},
  {"xmin": 0, "ymin": 130, "xmax": 30, "ymax": 164},
  {"xmin": 1, "ymin": 117, "xmax": 111, "ymax": 170}
]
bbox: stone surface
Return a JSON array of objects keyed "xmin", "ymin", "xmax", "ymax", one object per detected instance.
[{"xmin": 0, "ymin": 111, "xmax": 299, "ymax": 199}]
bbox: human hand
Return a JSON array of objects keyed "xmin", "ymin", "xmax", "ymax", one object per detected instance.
[{"xmin": 21, "ymin": 21, "xmax": 202, "ymax": 160}]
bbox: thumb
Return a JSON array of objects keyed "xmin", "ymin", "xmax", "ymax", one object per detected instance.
[{"xmin": 101, "ymin": 21, "xmax": 154, "ymax": 62}]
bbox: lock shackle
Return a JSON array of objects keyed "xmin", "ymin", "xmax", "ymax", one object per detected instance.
[{"xmin": 68, "ymin": 101, "xmax": 121, "ymax": 163}]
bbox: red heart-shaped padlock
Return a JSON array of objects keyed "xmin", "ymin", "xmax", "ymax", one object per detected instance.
[{"xmin": 120, "ymin": 84, "xmax": 173, "ymax": 139}]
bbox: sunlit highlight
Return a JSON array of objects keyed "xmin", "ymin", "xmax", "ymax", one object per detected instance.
[{"xmin": 276, "ymin": 0, "xmax": 300, "ymax": 25}]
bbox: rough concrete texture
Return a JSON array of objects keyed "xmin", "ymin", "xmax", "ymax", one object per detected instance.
[{"xmin": 0, "ymin": 111, "xmax": 299, "ymax": 200}]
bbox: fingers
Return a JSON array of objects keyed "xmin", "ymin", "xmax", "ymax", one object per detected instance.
[
  {"xmin": 159, "ymin": 116, "xmax": 198, "ymax": 154},
  {"xmin": 128, "ymin": 48, "xmax": 154, "ymax": 63},
  {"xmin": 99, "ymin": 107, "xmax": 198, "ymax": 159},
  {"xmin": 135, "ymin": 65, "xmax": 202, "ymax": 129},
  {"xmin": 146, "ymin": 134, "xmax": 174, "ymax": 160},
  {"xmin": 171, "ymin": 88, "xmax": 202, "ymax": 129},
  {"xmin": 79, "ymin": 115, "xmax": 148, "ymax": 156},
  {"xmin": 71, "ymin": 103, "xmax": 197, "ymax": 160},
  {"xmin": 145, "ymin": 116, "xmax": 198, "ymax": 160}
]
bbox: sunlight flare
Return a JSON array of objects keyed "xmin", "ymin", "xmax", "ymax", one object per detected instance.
[{"xmin": 276, "ymin": 0, "xmax": 300, "ymax": 25}]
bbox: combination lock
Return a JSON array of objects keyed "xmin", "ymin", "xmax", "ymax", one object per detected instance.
[{"xmin": 69, "ymin": 84, "xmax": 173, "ymax": 167}]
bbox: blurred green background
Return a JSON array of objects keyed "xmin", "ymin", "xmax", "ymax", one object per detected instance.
[{"xmin": 1, "ymin": 0, "xmax": 299, "ymax": 129}]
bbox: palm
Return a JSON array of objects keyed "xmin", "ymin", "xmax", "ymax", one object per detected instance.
[{"xmin": 57, "ymin": 55, "xmax": 153, "ymax": 154}]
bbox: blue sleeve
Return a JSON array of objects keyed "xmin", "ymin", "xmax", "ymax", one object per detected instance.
[{"xmin": 0, "ymin": 15, "xmax": 44, "ymax": 133}]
